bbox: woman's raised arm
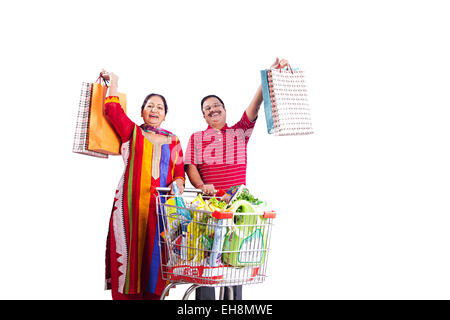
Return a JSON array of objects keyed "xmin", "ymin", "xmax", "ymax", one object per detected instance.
[{"xmin": 100, "ymin": 70, "xmax": 134, "ymax": 142}]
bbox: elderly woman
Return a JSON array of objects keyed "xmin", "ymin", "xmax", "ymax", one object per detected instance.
[{"xmin": 101, "ymin": 71, "xmax": 185, "ymax": 300}]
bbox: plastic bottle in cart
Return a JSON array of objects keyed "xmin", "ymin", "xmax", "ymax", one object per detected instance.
[
  {"xmin": 208, "ymin": 185, "xmax": 244, "ymax": 267},
  {"xmin": 172, "ymin": 183, "xmax": 191, "ymax": 221},
  {"xmin": 208, "ymin": 218, "xmax": 226, "ymax": 267}
]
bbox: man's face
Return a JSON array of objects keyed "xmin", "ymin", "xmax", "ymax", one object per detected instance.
[{"xmin": 202, "ymin": 97, "xmax": 226, "ymax": 129}]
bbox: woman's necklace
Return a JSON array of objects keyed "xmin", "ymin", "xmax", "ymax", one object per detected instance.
[{"xmin": 140, "ymin": 124, "xmax": 171, "ymax": 136}]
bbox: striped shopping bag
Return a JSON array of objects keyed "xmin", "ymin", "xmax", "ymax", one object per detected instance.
[{"xmin": 261, "ymin": 66, "xmax": 313, "ymax": 136}]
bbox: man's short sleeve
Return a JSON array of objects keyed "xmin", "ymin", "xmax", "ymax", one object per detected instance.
[
  {"xmin": 230, "ymin": 111, "xmax": 256, "ymax": 143},
  {"xmin": 231, "ymin": 111, "xmax": 257, "ymax": 131}
]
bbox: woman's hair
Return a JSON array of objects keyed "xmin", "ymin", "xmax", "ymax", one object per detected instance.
[
  {"xmin": 141, "ymin": 93, "xmax": 168, "ymax": 115},
  {"xmin": 200, "ymin": 94, "xmax": 225, "ymax": 114}
]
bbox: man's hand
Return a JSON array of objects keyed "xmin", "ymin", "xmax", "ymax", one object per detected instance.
[
  {"xmin": 270, "ymin": 57, "xmax": 289, "ymax": 69},
  {"xmin": 246, "ymin": 57, "xmax": 290, "ymax": 122},
  {"xmin": 199, "ymin": 184, "xmax": 215, "ymax": 196}
]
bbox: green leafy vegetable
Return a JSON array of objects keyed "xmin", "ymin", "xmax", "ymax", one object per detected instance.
[
  {"xmin": 209, "ymin": 197, "xmax": 227, "ymax": 209},
  {"xmin": 234, "ymin": 188, "xmax": 261, "ymax": 204}
]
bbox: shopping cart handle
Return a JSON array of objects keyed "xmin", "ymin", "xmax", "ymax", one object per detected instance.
[
  {"xmin": 155, "ymin": 187, "xmax": 203, "ymax": 193},
  {"xmin": 155, "ymin": 187, "xmax": 225, "ymax": 196},
  {"xmin": 263, "ymin": 211, "xmax": 277, "ymax": 219},
  {"xmin": 212, "ymin": 211, "xmax": 233, "ymax": 220}
]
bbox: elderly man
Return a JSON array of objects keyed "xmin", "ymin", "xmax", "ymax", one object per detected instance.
[{"xmin": 185, "ymin": 58, "xmax": 288, "ymax": 300}]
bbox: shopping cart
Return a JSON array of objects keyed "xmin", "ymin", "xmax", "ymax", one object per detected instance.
[{"xmin": 155, "ymin": 187, "xmax": 276, "ymax": 300}]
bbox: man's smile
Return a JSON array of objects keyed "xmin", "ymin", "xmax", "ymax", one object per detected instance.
[{"xmin": 209, "ymin": 111, "xmax": 221, "ymax": 118}]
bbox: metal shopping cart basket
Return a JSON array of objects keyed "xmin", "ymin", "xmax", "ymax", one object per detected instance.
[{"xmin": 156, "ymin": 187, "xmax": 276, "ymax": 300}]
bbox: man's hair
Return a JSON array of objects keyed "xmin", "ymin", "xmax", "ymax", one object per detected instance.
[
  {"xmin": 200, "ymin": 95, "xmax": 225, "ymax": 114},
  {"xmin": 141, "ymin": 93, "xmax": 168, "ymax": 114}
]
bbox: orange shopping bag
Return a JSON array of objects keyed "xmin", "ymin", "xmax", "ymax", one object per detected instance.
[{"xmin": 88, "ymin": 77, "xmax": 127, "ymax": 155}]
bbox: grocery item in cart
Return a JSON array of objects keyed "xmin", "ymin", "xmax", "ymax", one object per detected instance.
[
  {"xmin": 221, "ymin": 185, "xmax": 247, "ymax": 204},
  {"xmin": 172, "ymin": 182, "xmax": 192, "ymax": 261},
  {"xmin": 208, "ymin": 185, "xmax": 258, "ymax": 267},
  {"xmin": 184, "ymin": 194, "xmax": 214, "ymax": 263},
  {"xmin": 189, "ymin": 194, "xmax": 206, "ymax": 216},
  {"xmin": 156, "ymin": 186, "xmax": 276, "ymax": 291},
  {"xmin": 161, "ymin": 197, "xmax": 180, "ymax": 242},
  {"xmin": 208, "ymin": 216, "xmax": 228, "ymax": 267},
  {"xmin": 230, "ymin": 186, "xmax": 262, "ymax": 206},
  {"xmin": 222, "ymin": 200, "xmax": 270, "ymax": 267},
  {"xmin": 207, "ymin": 197, "xmax": 227, "ymax": 211},
  {"xmin": 186, "ymin": 215, "xmax": 214, "ymax": 263},
  {"xmin": 172, "ymin": 182, "xmax": 191, "ymax": 222}
]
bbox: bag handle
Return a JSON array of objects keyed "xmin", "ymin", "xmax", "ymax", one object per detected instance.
[
  {"xmin": 96, "ymin": 73, "xmax": 110, "ymax": 86},
  {"xmin": 275, "ymin": 63, "xmax": 293, "ymax": 74}
]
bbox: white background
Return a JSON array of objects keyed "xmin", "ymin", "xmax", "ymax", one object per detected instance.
[{"xmin": 1, "ymin": 0, "xmax": 449, "ymax": 299}]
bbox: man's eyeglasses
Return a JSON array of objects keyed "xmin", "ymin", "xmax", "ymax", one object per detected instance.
[{"xmin": 203, "ymin": 103, "xmax": 224, "ymax": 112}]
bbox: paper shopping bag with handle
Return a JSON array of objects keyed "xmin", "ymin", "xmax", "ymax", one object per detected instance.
[
  {"xmin": 72, "ymin": 81, "xmax": 108, "ymax": 158},
  {"xmin": 87, "ymin": 76, "xmax": 127, "ymax": 155},
  {"xmin": 260, "ymin": 65, "xmax": 313, "ymax": 136}
]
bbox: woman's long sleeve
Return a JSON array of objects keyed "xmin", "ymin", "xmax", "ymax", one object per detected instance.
[
  {"xmin": 172, "ymin": 137, "xmax": 186, "ymax": 183},
  {"xmin": 104, "ymin": 96, "xmax": 135, "ymax": 142}
]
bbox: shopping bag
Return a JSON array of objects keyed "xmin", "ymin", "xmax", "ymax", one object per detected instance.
[
  {"xmin": 222, "ymin": 210, "xmax": 269, "ymax": 267},
  {"xmin": 72, "ymin": 82, "xmax": 108, "ymax": 158},
  {"xmin": 87, "ymin": 78, "xmax": 127, "ymax": 155},
  {"xmin": 260, "ymin": 66, "xmax": 313, "ymax": 136}
]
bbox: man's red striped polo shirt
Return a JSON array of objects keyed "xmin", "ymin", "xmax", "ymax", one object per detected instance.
[{"xmin": 185, "ymin": 111, "xmax": 256, "ymax": 191}]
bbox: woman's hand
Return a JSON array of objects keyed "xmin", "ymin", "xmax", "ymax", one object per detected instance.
[
  {"xmin": 170, "ymin": 179, "xmax": 185, "ymax": 195},
  {"xmin": 100, "ymin": 69, "xmax": 119, "ymax": 86},
  {"xmin": 270, "ymin": 57, "xmax": 289, "ymax": 69},
  {"xmin": 100, "ymin": 69, "xmax": 119, "ymax": 96},
  {"xmin": 199, "ymin": 184, "xmax": 215, "ymax": 196}
]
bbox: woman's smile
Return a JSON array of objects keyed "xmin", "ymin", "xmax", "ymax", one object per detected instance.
[{"xmin": 141, "ymin": 95, "xmax": 166, "ymax": 127}]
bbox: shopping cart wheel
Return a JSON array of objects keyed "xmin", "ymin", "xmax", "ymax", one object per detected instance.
[{"xmin": 160, "ymin": 282, "xmax": 179, "ymax": 300}]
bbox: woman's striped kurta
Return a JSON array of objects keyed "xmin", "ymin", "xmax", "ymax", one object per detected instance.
[{"xmin": 104, "ymin": 96, "xmax": 185, "ymax": 296}]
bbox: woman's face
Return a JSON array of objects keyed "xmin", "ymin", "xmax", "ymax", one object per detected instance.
[{"xmin": 141, "ymin": 96, "xmax": 166, "ymax": 127}]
